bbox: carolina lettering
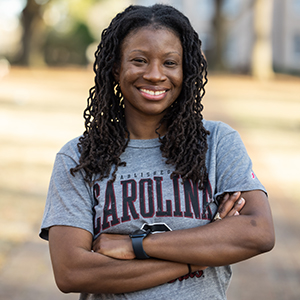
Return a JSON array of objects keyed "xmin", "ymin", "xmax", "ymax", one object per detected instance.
[
  {"xmin": 202, "ymin": 180, "xmax": 213, "ymax": 219},
  {"xmin": 172, "ymin": 175, "xmax": 183, "ymax": 217},
  {"xmin": 102, "ymin": 181, "xmax": 120, "ymax": 230},
  {"xmin": 121, "ymin": 179, "xmax": 139, "ymax": 222},
  {"xmin": 139, "ymin": 179, "xmax": 155, "ymax": 218},
  {"xmin": 183, "ymin": 180, "xmax": 200, "ymax": 219},
  {"xmin": 93, "ymin": 175, "xmax": 213, "ymax": 232},
  {"xmin": 93, "ymin": 183, "xmax": 101, "ymax": 235},
  {"xmin": 155, "ymin": 177, "xmax": 172, "ymax": 217}
]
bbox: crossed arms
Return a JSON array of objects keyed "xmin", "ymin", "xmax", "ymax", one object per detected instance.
[{"xmin": 48, "ymin": 190, "xmax": 275, "ymax": 294}]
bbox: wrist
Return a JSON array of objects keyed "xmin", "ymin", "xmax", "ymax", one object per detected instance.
[{"xmin": 129, "ymin": 229, "xmax": 151, "ymax": 259}]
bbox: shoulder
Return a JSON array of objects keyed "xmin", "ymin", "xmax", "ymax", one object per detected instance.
[
  {"xmin": 203, "ymin": 119, "xmax": 237, "ymax": 139},
  {"xmin": 57, "ymin": 136, "xmax": 81, "ymax": 164},
  {"xmin": 202, "ymin": 120, "xmax": 246, "ymax": 153}
]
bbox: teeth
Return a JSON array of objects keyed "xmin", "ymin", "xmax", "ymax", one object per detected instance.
[{"xmin": 140, "ymin": 89, "xmax": 166, "ymax": 96}]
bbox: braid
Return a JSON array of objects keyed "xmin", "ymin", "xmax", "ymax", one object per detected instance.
[
  {"xmin": 159, "ymin": 20, "xmax": 210, "ymax": 189},
  {"xmin": 71, "ymin": 4, "xmax": 210, "ymax": 189}
]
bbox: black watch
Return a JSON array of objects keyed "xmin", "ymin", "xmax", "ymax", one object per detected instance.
[{"xmin": 129, "ymin": 229, "xmax": 151, "ymax": 259}]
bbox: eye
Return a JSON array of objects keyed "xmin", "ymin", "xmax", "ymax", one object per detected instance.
[
  {"xmin": 132, "ymin": 58, "xmax": 146, "ymax": 64},
  {"xmin": 164, "ymin": 60, "xmax": 177, "ymax": 67}
]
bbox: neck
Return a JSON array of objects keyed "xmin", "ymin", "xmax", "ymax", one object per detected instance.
[{"xmin": 125, "ymin": 113, "xmax": 166, "ymax": 140}]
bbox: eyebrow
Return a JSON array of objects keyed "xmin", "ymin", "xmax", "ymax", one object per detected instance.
[{"xmin": 129, "ymin": 50, "xmax": 181, "ymax": 56}]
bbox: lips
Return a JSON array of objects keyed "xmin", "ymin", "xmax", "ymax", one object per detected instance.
[{"xmin": 138, "ymin": 88, "xmax": 168, "ymax": 100}]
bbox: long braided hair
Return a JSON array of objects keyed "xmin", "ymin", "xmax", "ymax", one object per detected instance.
[{"xmin": 70, "ymin": 4, "xmax": 210, "ymax": 189}]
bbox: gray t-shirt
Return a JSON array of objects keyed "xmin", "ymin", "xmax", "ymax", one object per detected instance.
[{"xmin": 40, "ymin": 120, "xmax": 266, "ymax": 300}]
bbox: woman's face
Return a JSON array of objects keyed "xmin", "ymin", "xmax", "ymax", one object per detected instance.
[{"xmin": 114, "ymin": 27, "xmax": 183, "ymax": 121}]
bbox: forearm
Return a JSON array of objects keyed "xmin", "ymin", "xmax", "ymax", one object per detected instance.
[
  {"xmin": 65, "ymin": 255, "xmax": 189, "ymax": 294},
  {"xmin": 144, "ymin": 191, "xmax": 274, "ymax": 266},
  {"xmin": 49, "ymin": 227, "xmax": 191, "ymax": 294},
  {"xmin": 94, "ymin": 190, "xmax": 274, "ymax": 268},
  {"xmin": 144, "ymin": 215, "xmax": 270, "ymax": 266}
]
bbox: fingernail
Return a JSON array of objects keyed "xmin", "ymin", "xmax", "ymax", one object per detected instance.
[
  {"xmin": 234, "ymin": 211, "xmax": 239, "ymax": 216},
  {"xmin": 233, "ymin": 192, "xmax": 239, "ymax": 196},
  {"xmin": 223, "ymin": 193, "xmax": 229, "ymax": 201},
  {"xmin": 238, "ymin": 197, "xmax": 245, "ymax": 204}
]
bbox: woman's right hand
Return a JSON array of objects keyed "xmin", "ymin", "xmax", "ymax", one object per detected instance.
[
  {"xmin": 188, "ymin": 192, "xmax": 245, "ymax": 273},
  {"xmin": 213, "ymin": 192, "xmax": 245, "ymax": 221}
]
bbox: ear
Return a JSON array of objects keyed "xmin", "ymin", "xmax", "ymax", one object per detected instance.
[{"xmin": 113, "ymin": 63, "xmax": 120, "ymax": 82}]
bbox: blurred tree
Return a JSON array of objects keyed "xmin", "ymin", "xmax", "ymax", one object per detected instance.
[
  {"xmin": 15, "ymin": 0, "xmax": 100, "ymax": 66},
  {"xmin": 211, "ymin": 0, "xmax": 225, "ymax": 70},
  {"xmin": 209, "ymin": 0, "xmax": 274, "ymax": 78},
  {"xmin": 44, "ymin": 22, "xmax": 94, "ymax": 66},
  {"xmin": 251, "ymin": 0, "xmax": 274, "ymax": 79},
  {"xmin": 16, "ymin": 0, "xmax": 49, "ymax": 65}
]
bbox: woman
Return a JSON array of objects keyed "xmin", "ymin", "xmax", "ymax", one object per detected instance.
[{"xmin": 40, "ymin": 4, "xmax": 275, "ymax": 299}]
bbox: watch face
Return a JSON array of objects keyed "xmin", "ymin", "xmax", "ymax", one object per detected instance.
[{"xmin": 141, "ymin": 223, "xmax": 172, "ymax": 233}]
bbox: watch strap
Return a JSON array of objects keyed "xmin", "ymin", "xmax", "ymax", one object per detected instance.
[{"xmin": 130, "ymin": 229, "xmax": 151, "ymax": 259}]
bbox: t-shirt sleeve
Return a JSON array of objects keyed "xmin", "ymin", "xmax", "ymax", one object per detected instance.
[
  {"xmin": 214, "ymin": 126, "xmax": 266, "ymax": 203},
  {"xmin": 39, "ymin": 152, "xmax": 94, "ymax": 240}
]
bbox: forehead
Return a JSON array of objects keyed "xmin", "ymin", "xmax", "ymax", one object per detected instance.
[{"xmin": 121, "ymin": 26, "xmax": 182, "ymax": 55}]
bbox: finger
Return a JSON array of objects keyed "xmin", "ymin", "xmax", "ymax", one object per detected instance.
[
  {"xmin": 218, "ymin": 193, "xmax": 229, "ymax": 207},
  {"xmin": 218, "ymin": 192, "xmax": 241, "ymax": 218},
  {"xmin": 227, "ymin": 197, "xmax": 245, "ymax": 217},
  {"xmin": 92, "ymin": 235, "xmax": 103, "ymax": 252},
  {"xmin": 235, "ymin": 197, "xmax": 245, "ymax": 211},
  {"xmin": 92, "ymin": 241, "xmax": 99, "ymax": 252},
  {"xmin": 216, "ymin": 193, "xmax": 229, "ymax": 215}
]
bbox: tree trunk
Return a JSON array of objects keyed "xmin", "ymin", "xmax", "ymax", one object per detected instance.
[
  {"xmin": 212, "ymin": 0, "xmax": 225, "ymax": 70},
  {"xmin": 251, "ymin": 0, "xmax": 274, "ymax": 79},
  {"xmin": 17, "ymin": 0, "xmax": 46, "ymax": 66}
]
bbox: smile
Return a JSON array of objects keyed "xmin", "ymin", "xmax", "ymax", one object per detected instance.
[{"xmin": 139, "ymin": 89, "xmax": 167, "ymax": 96}]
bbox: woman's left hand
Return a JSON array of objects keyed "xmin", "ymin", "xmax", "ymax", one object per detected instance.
[{"xmin": 92, "ymin": 233, "xmax": 135, "ymax": 260}]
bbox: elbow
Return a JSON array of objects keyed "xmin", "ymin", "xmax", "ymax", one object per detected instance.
[
  {"xmin": 54, "ymin": 268, "xmax": 81, "ymax": 294},
  {"xmin": 256, "ymin": 226, "xmax": 275, "ymax": 254},
  {"xmin": 260, "ymin": 233, "xmax": 275, "ymax": 253},
  {"xmin": 57, "ymin": 284, "xmax": 72, "ymax": 294},
  {"xmin": 55, "ymin": 273, "xmax": 73, "ymax": 294},
  {"xmin": 54, "ymin": 266, "xmax": 107, "ymax": 294}
]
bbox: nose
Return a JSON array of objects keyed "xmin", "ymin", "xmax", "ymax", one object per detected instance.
[{"xmin": 143, "ymin": 61, "xmax": 167, "ymax": 82}]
